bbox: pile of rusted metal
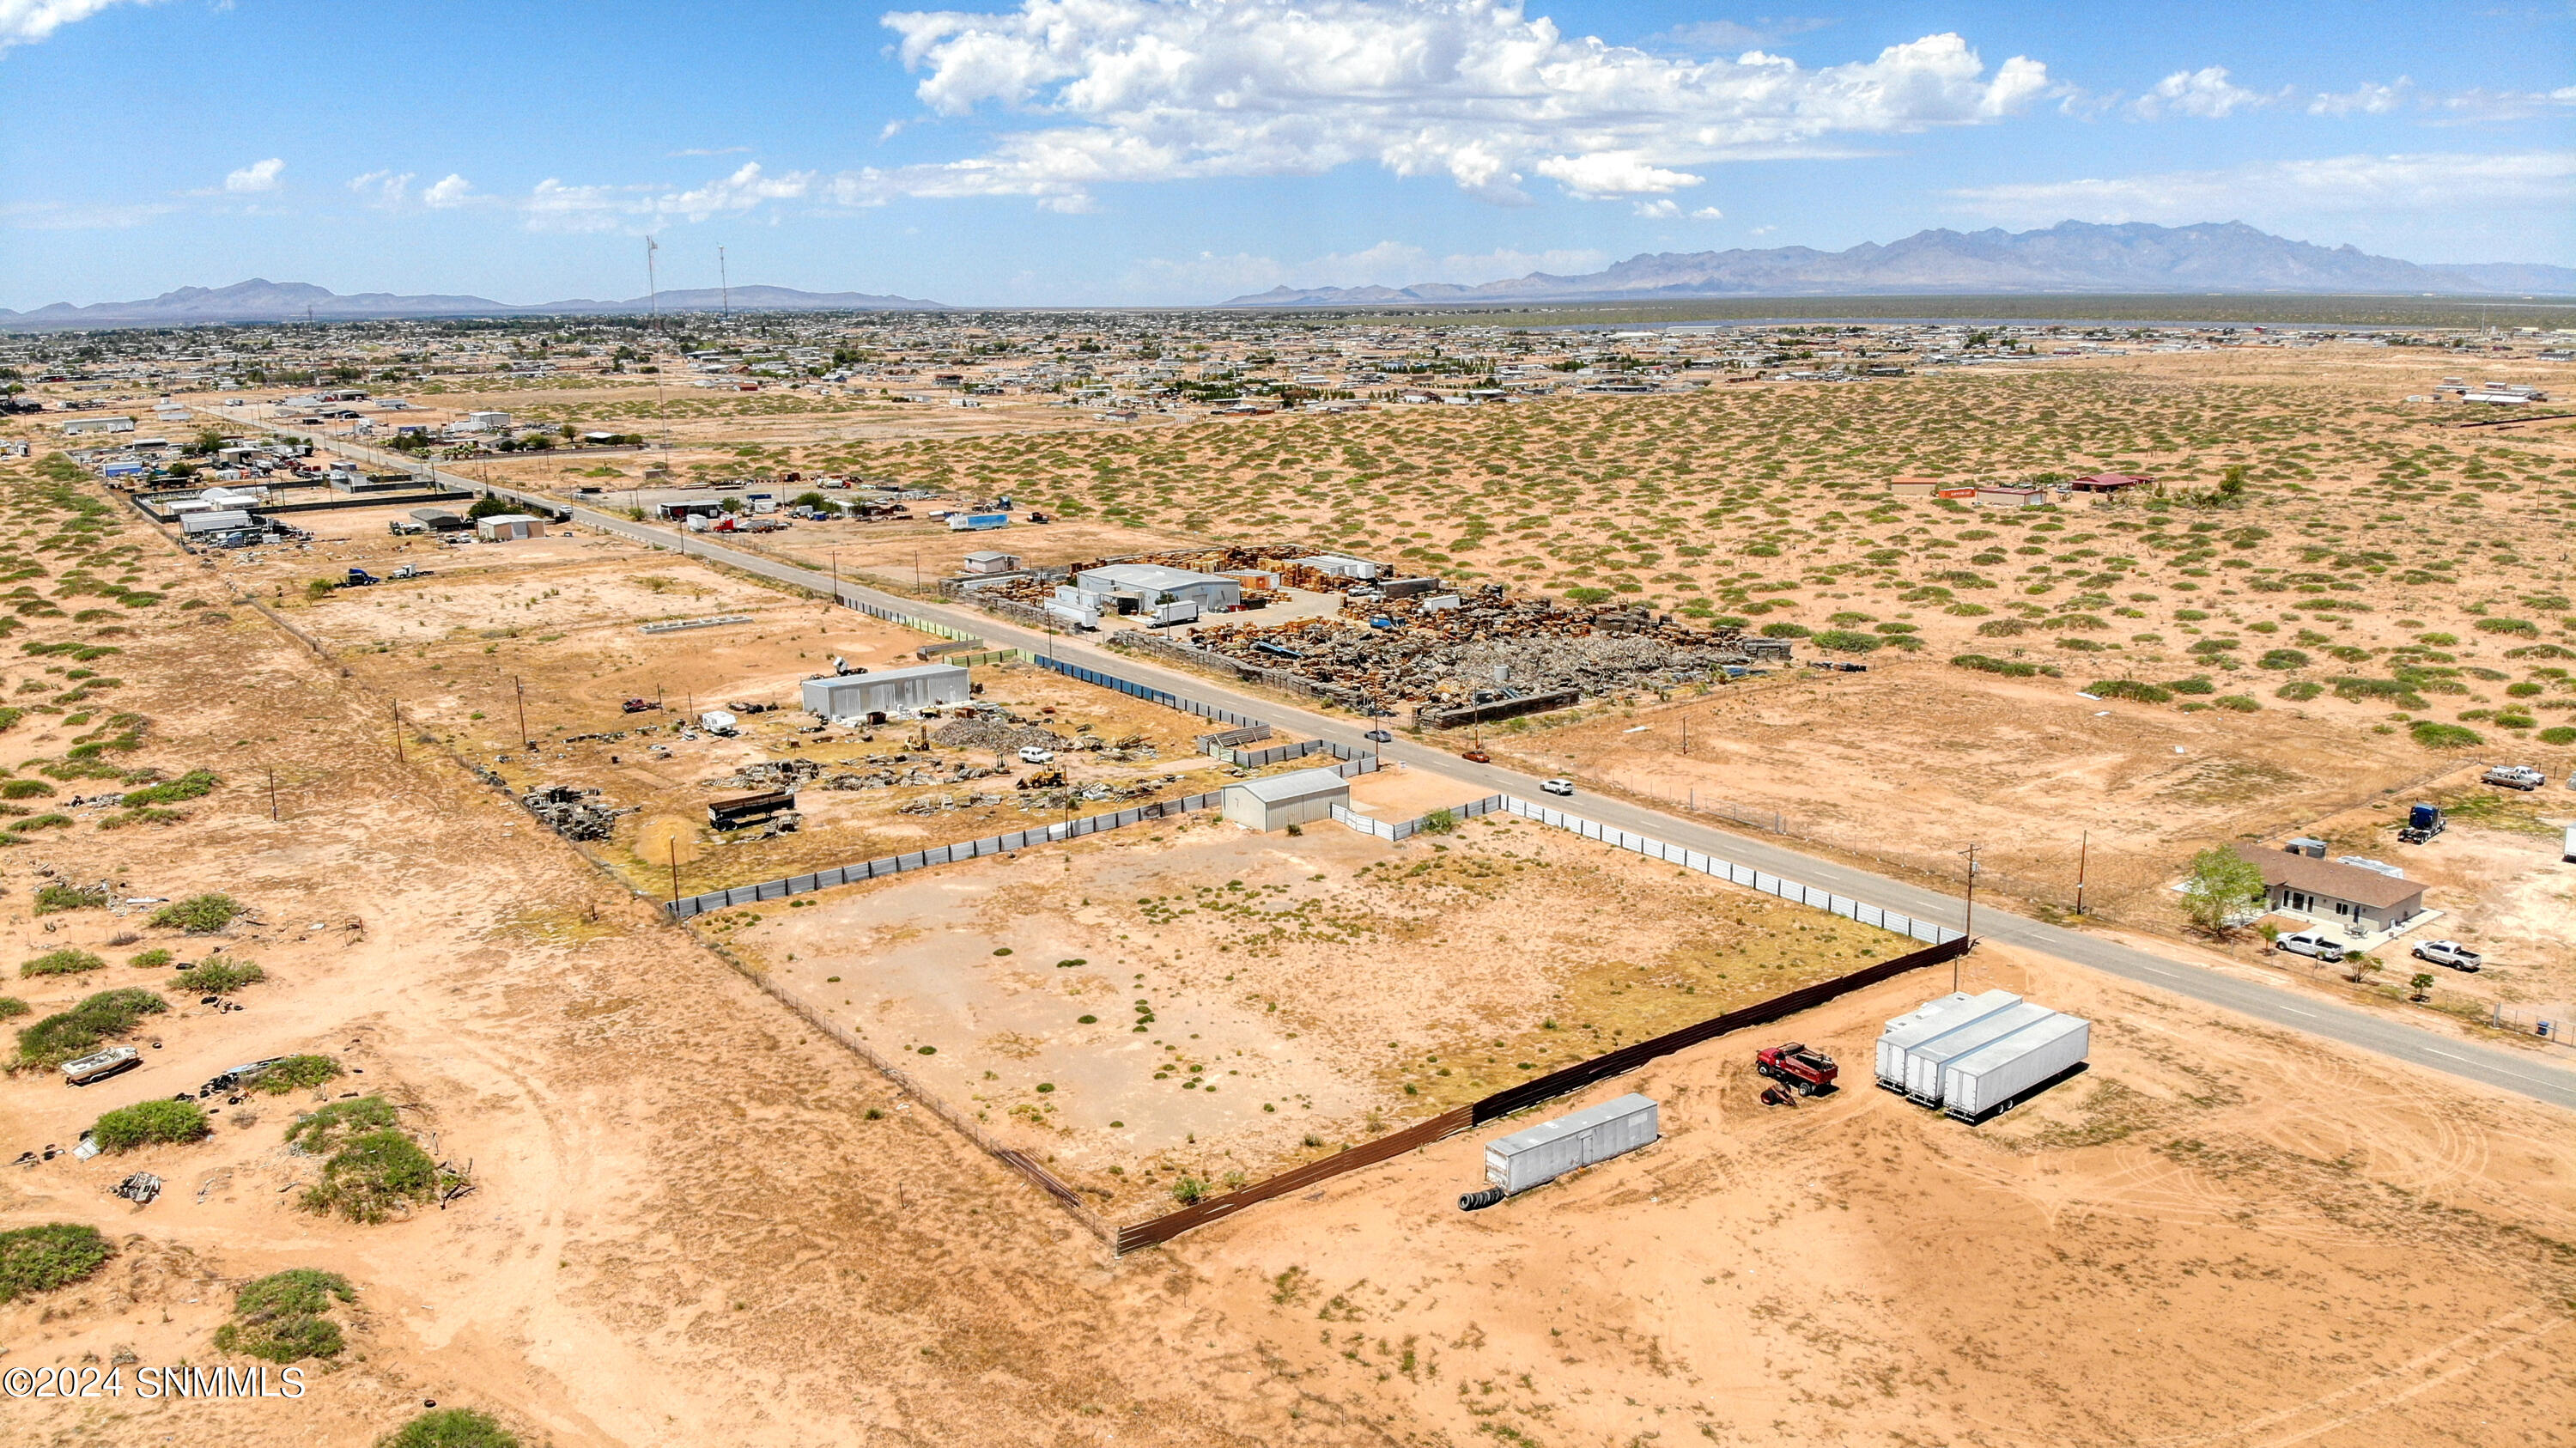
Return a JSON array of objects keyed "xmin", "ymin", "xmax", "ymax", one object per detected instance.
[
  {"xmin": 1186, "ymin": 585, "xmax": 1754, "ymax": 710},
  {"xmin": 519, "ymin": 784, "xmax": 631, "ymax": 842}
]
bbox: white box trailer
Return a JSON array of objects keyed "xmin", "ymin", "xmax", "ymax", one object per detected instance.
[
  {"xmin": 1902, "ymin": 1001, "xmax": 2058, "ymax": 1104},
  {"xmin": 1874, "ymin": 989, "xmax": 2020, "ymax": 1090},
  {"xmin": 1483, "ymin": 1092, "xmax": 1659, "ymax": 1196},
  {"xmin": 1941, "ymin": 1013, "xmax": 2091, "ymax": 1123}
]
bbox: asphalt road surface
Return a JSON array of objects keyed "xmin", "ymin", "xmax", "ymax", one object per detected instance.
[{"xmin": 224, "ymin": 425, "xmax": 2576, "ymax": 1112}]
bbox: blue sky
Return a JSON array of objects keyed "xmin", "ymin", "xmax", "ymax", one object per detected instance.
[{"xmin": 1, "ymin": 0, "xmax": 2568, "ymax": 308}]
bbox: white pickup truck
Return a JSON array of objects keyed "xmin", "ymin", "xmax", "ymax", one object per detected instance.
[{"xmin": 2410, "ymin": 940, "xmax": 2483, "ymax": 972}]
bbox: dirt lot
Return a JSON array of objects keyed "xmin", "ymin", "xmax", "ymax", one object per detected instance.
[
  {"xmin": 1492, "ymin": 660, "xmax": 2447, "ymax": 914},
  {"xmin": 723, "ymin": 808, "xmax": 1910, "ymax": 1218}
]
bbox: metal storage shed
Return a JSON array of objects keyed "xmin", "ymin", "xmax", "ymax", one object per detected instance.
[
  {"xmin": 1073, "ymin": 563, "xmax": 1242, "ymax": 612},
  {"xmin": 799, "ymin": 662, "xmax": 970, "ymax": 723},
  {"xmin": 1221, "ymin": 766, "xmax": 1348, "ymax": 832},
  {"xmin": 1484, "ymin": 1093, "xmax": 1659, "ymax": 1195},
  {"xmin": 475, "ymin": 513, "xmax": 545, "ymax": 541},
  {"xmin": 180, "ymin": 508, "xmax": 255, "ymax": 535}
]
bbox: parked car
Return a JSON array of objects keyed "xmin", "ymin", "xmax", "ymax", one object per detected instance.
[
  {"xmin": 2411, "ymin": 940, "xmax": 2483, "ymax": 971},
  {"xmin": 1017, "ymin": 745, "xmax": 1054, "ymax": 764},
  {"xmin": 2275, "ymin": 930, "xmax": 2348, "ymax": 964},
  {"xmin": 1541, "ymin": 778, "xmax": 1576, "ymax": 797},
  {"xmin": 2483, "ymin": 764, "xmax": 2546, "ymax": 791},
  {"xmin": 1363, "ymin": 728, "xmax": 1393, "ymax": 744}
]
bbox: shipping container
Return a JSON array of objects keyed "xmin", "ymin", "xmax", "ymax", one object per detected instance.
[
  {"xmin": 1874, "ymin": 989, "xmax": 2020, "ymax": 1090},
  {"xmin": 1902, "ymin": 1001, "xmax": 2057, "ymax": 1104},
  {"xmin": 1941, "ymin": 1013, "xmax": 2090, "ymax": 1123},
  {"xmin": 1483, "ymin": 1093, "xmax": 1659, "ymax": 1196}
]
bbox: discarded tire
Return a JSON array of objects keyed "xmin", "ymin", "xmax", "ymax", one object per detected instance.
[{"xmin": 1458, "ymin": 1186, "xmax": 1505, "ymax": 1212}]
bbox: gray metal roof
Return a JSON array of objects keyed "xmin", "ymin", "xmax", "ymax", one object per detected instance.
[
  {"xmin": 1078, "ymin": 563, "xmax": 1231, "ymax": 591},
  {"xmin": 1230, "ymin": 765, "xmax": 1349, "ymax": 804},
  {"xmin": 811, "ymin": 661, "xmax": 969, "ymax": 688}
]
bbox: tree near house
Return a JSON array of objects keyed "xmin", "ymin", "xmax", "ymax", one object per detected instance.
[{"xmin": 2179, "ymin": 847, "xmax": 2266, "ymax": 935}]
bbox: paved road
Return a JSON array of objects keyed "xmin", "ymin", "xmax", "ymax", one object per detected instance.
[{"xmin": 234, "ymin": 422, "xmax": 2576, "ymax": 1111}]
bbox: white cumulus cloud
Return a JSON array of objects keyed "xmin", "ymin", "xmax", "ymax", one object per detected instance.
[
  {"xmin": 1953, "ymin": 150, "xmax": 2576, "ymax": 225},
  {"xmin": 348, "ymin": 170, "xmax": 414, "ymax": 209},
  {"xmin": 523, "ymin": 163, "xmax": 817, "ymax": 233},
  {"xmin": 2308, "ymin": 77, "xmax": 2411, "ymax": 116},
  {"xmin": 0, "ymin": 0, "xmax": 161, "ymax": 54},
  {"xmin": 422, "ymin": 173, "xmax": 477, "ymax": 209},
  {"xmin": 2129, "ymin": 66, "xmax": 2273, "ymax": 119},
  {"xmin": 224, "ymin": 157, "xmax": 284, "ymax": 193},
  {"xmin": 869, "ymin": 0, "xmax": 2051, "ymax": 209}
]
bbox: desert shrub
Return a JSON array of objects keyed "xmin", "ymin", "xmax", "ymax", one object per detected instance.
[
  {"xmin": 17, "ymin": 813, "xmax": 73, "ymax": 830},
  {"xmin": 0, "ymin": 1223, "xmax": 112, "ymax": 1303},
  {"xmin": 379, "ymin": 1408, "xmax": 519, "ymax": 1448},
  {"xmin": 12, "ymin": 986, "xmax": 166, "ymax": 1068},
  {"xmin": 2052, "ymin": 614, "xmax": 2109, "ymax": 631},
  {"xmin": 212, "ymin": 1269, "xmax": 355, "ymax": 1363},
  {"xmin": 118, "ymin": 769, "xmax": 218, "ymax": 806},
  {"xmin": 1949, "ymin": 654, "xmax": 2038, "ymax": 678},
  {"xmin": 2257, "ymin": 649, "xmax": 2309, "ymax": 671},
  {"xmin": 1975, "ymin": 618, "xmax": 2031, "ymax": 637},
  {"xmin": 2, "ymin": 779, "xmax": 55, "ymax": 799},
  {"xmin": 2410, "ymin": 721, "xmax": 2483, "ymax": 749},
  {"xmin": 2213, "ymin": 695, "xmax": 2261, "ymax": 713},
  {"xmin": 1757, "ymin": 622, "xmax": 1810, "ymax": 638},
  {"xmin": 150, "ymin": 893, "xmax": 243, "ymax": 934},
  {"xmin": 300, "ymin": 1129, "xmax": 443, "ymax": 1223},
  {"xmin": 1171, "ymin": 1175, "xmax": 1208, "ymax": 1205},
  {"xmin": 1418, "ymin": 807, "xmax": 1457, "ymax": 835},
  {"xmin": 2541, "ymin": 726, "xmax": 2576, "ymax": 746},
  {"xmin": 21, "ymin": 948, "xmax": 104, "ymax": 978},
  {"xmin": 255, "ymin": 1054, "xmax": 343, "ymax": 1093},
  {"xmin": 2088, "ymin": 679, "xmax": 2172, "ymax": 703},
  {"xmin": 0, "ymin": 996, "xmax": 26, "ymax": 1019},
  {"xmin": 2474, "ymin": 617, "xmax": 2538, "ymax": 637},
  {"xmin": 174, "ymin": 957, "xmax": 264, "ymax": 994},
  {"xmin": 285, "ymin": 1095, "xmax": 401, "ymax": 1154},
  {"xmin": 128, "ymin": 948, "xmax": 171, "ymax": 968},
  {"xmin": 1810, "ymin": 629, "xmax": 1882, "ymax": 654},
  {"xmin": 90, "ymin": 1098, "xmax": 210, "ymax": 1152},
  {"xmin": 32, "ymin": 882, "xmax": 104, "ymax": 914},
  {"xmin": 2166, "ymin": 676, "xmax": 2216, "ymax": 696},
  {"xmin": 2275, "ymin": 680, "xmax": 2324, "ymax": 702}
]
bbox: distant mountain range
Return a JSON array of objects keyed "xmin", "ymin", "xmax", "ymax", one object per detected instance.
[
  {"xmin": 0, "ymin": 278, "xmax": 946, "ymax": 330},
  {"xmin": 1224, "ymin": 222, "xmax": 2576, "ymax": 307}
]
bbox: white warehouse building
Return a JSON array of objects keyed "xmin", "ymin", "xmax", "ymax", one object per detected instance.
[
  {"xmin": 1221, "ymin": 766, "xmax": 1348, "ymax": 832},
  {"xmin": 1072, "ymin": 563, "xmax": 1241, "ymax": 613},
  {"xmin": 800, "ymin": 662, "xmax": 970, "ymax": 723}
]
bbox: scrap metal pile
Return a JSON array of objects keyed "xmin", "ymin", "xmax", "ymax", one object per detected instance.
[
  {"xmin": 520, "ymin": 785, "xmax": 633, "ymax": 842},
  {"xmin": 1190, "ymin": 585, "xmax": 1754, "ymax": 712}
]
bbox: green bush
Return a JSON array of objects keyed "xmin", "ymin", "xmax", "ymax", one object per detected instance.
[
  {"xmin": 1757, "ymin": 622, "xmax": 1811, "ymax": 638},
  {"xmin": 1418, "ymin": 807, "xmax": 1458, "ymax": 836},
  {"xmin": 2213, "ymin": 695, "xmax": 2261, "ymax": 713},
  {"xmin": 118, "ymin": 769, "xmax": 218, "ymax": 806},
  {"xmin": 150, "ymin": 893, "xmax": 244, "ymax": 934},
  {"xmin": 1811, "ymin": 629, "xmax": 1882, "ymax": 653},
  {"xmin": 32, "ymin": 882, "xmax": 104, "ymax": 914},
  {"xmin": 2541, "ymin": 727, "xmax": 2576, "ymax": 746},
  {"xmin": 12, "ymin": 987, "xmax": 166, "ymax": 1068},
  {"xmin": 0, "ymin": 1223, "xmax": 113, "ymax": 1303},
  {"xmin": 378, "ymin": 1408, "xmax": 519, "ymax": 1448},
  {"xmin": 128, "ymin": 948, "xmax": 171, "ymax": 969},
  {"xmin": 2473, "ymin": 617, "xmax": 2539, "ymax": 637},
  {"xmin": 1975, "ymin": 618, "xmax": 2031, "ymax": 636},
  {"xmin": 21, "ymin": 947, "xmax": 105, "ymax": 978},
  {"xmin": 2410, "ymin": 721, "xmax": 2483, "ymax": 749},
  {"xmin": 0, "ymin": 996, "xmax": 27, "ymax": 1019},
  {"xmin": 2088, "ymin": 679, "xmax": 2172, "ymax": 703},
  {"xmin": 465, "ymin": 496, "xmax": 523, "ymax": 520},
  {"xmin": 286, "ymin": 1095, "xmax": 401, "ymax": 1154},
  {"xmin": 212, "ymin": 1269, "xmax": 355, "ymax": 1363},
  {"xmin": 2, "ymin": 779, "xmax": 56, "ymax": 800},
  {"xmin": 254, "ymin": 1054, "xmax": 343, "ymax": 1093},
  {"xmin": 2166, "ymin": 675, "xmax": 2216, "ymax": 696},
  {"xmin": 2257, "ymin": 649, "xmax": 2309, "ymax": 671},
  {"xmin": 1949, "ymin": 653, "xmax": 2039, "ymax": 678},
  {"xmin": 301, "ymin": 1129, "xmax": 443, "ymax": 1223},
  {"xmin": 2275, "ymin": 681, "xmax": 2324, "ymax": 702},
  {"xmin": 90, "ymin": 1098, "xmax": 210, "ymax": 1152},
  {"xmin": 174, "ymin": 957, "xmax": 265, "ymax": 994}
]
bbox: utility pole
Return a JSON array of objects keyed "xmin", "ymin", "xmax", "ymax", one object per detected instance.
[
  {"xmin": 513, "ymin": 676, "xmax": 531, "ymax": 750},
  {"xmin": 2075, "ymin": 831, "xmax": 2088, "ymax": 917},
  {"xmin": 1958, "ymin": 843, "xmax": 1980, "ymax": 989},
  {"xmin": 392, "ymin": 702, "xmax": 405, "ymax": 764},
  {"xmin": 669, "ymin": 837, "xmax": 681, "ymax": 907},
  {"xmin": 267, "ymin": 766, "xmax": 278, "ymax": 821}
]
